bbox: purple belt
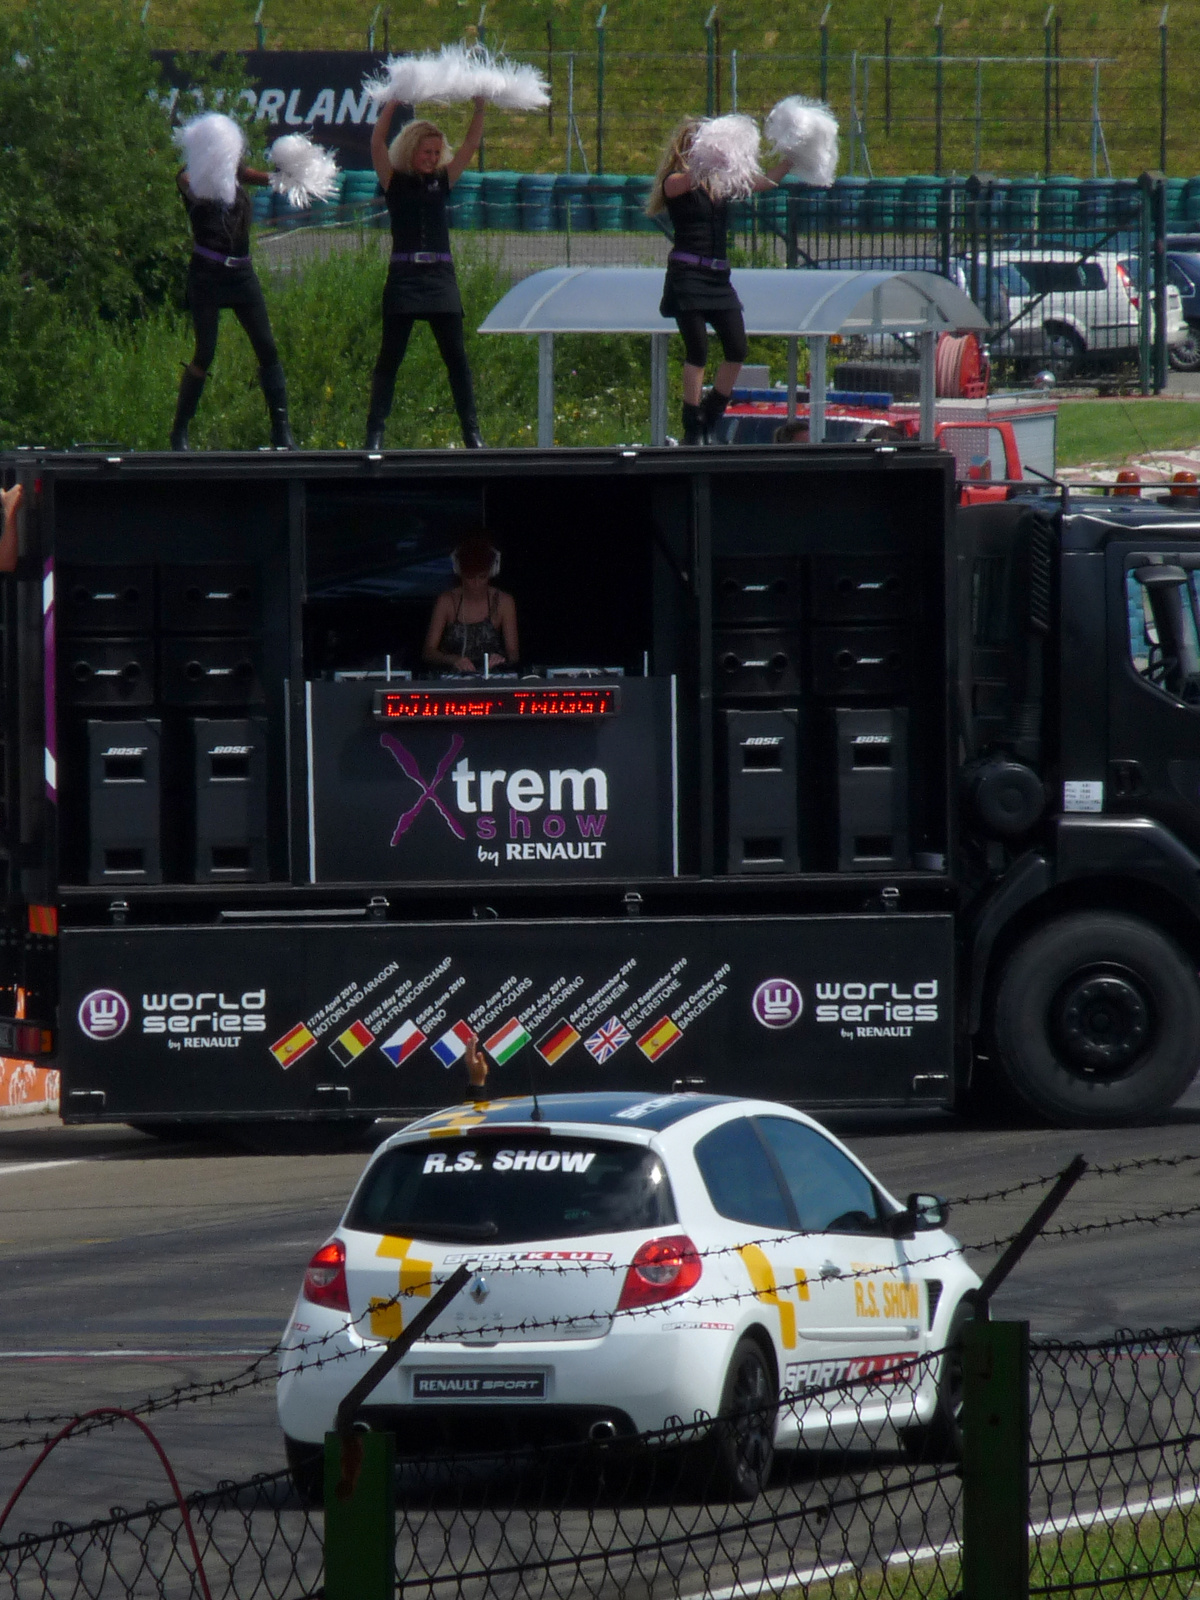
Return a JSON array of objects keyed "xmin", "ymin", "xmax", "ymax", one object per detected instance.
[
  {"xmin": 193, "ymin": 245, "xmax": 251, "ymax": 267},
  {"xmin": 391, "ymin": 251, "xmax": 453, "ymax": 265},
  {"xmin": 669, "ymin": 250, "xmax": 730, "ymax": 270}
]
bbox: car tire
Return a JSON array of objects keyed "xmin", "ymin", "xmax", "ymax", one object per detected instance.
[
  {"xmin": 700, "ymin": 1337, "xmax": 777, "ymax": 1501},
  {"xmin": 901, "ymin": 1299, "xmax": 973, "ymax": 1463},
  {"xmin": 1042, "ymin": 326, "xmax": 1085, "ymax": 381},
  {"xmin": 991, "ymin": 913, "xmax": 1200, "ymax": 1126},
  {"xmin": 285, "ymin": 1436, "xmax": 325, "ymax": 1507},
  {"xmin": 1169, "ymin": 328, "xmax": 1200, "ymax": 372}
]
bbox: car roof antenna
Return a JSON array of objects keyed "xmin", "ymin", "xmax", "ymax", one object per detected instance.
[{"xmin": 528, "ymin": 1053, "xmax": 544, "ymax": 1122}]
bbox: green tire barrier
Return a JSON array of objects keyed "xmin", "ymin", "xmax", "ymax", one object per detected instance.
[{"xmin": 591, "ymin": 173, "xmax": 627, "ymax": 232}]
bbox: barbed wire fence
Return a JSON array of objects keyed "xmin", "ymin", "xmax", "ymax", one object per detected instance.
[{"xmin": 3, "ymin": 1151, "xmax": 1200, "ymax": 1597}]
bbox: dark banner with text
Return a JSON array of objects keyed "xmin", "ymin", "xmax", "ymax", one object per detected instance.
[{"xmin": 60, "ymin": 914, "xmax": 954, "ymax": 1119}]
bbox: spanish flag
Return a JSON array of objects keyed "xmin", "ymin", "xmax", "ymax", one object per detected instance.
[
  {"xmin": 270, "ymin": 1022, "xmax": 317, "ymax": 1069},
  {"xmin": 637, "ymin": 1016, "xmax": 683, "ymax": 1062}
]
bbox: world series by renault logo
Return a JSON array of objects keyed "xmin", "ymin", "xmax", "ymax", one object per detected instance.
[
  {"xmin": 77, "ymin": 990, "xmax": 130, "ymax": 1041},
  {"xmin": 751, "ymin": 980, "xmax": 804, "ymax": 1029}
]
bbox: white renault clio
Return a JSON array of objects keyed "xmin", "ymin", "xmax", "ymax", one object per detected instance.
[{"xmin": 277, "ymin": 1092, "xmax": 980, "ymax": 1499}]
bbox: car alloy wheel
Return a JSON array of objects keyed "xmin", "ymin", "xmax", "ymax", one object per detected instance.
[{"xmin": 706, "ymin": 1337, "xmax": 776, "ymax": 1500}]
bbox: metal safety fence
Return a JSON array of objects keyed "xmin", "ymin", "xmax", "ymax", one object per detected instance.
[{"xmin": 2, "ymin": 1327, "xmax": 1200, "ymax": 1599}]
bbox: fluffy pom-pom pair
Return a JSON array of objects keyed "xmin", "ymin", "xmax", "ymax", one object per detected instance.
[
  {"xmin": 685, "ymin": 97, "xmax": 840, "ymax": 199},
  {"xmin": 174, "ymin": 113, "xmax": 340, "ymax": 209},
  {"xmin": 366, "ymin": 42, "xmax": 549, "ymax": 111}
]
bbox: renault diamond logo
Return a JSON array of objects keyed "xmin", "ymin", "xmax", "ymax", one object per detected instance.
[{"xmin": 469, "ymin": 1273, "xmax": 490, "ymax": 1303}]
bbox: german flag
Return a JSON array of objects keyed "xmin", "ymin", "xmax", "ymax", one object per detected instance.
[
  {"xmin": 636, "ymin": 1016, "xmax": 683, "ymax": 1062},
  {"xmin": 330, "ymin": 1019, "xmax": 374, "ymax": 1066},
  {"xmin": 535, "ymin": 1019, "xmax": 580, "ymax": 1066},
  {"xmin": 270, "ymin": 1022, "xmax": 317, "ymax": 1070}
]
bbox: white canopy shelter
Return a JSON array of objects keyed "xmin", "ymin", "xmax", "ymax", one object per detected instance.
[{"xmin": 478, "ymin": 266, "xmax": 989, "ymax": 447}]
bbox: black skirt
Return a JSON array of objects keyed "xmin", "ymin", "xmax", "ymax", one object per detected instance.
[
  {"xmin": 186, "ymin": 259, "xmax": 263, "ymax": 312},
  {"xmin": 382, "ymin": 262, "xmax": 463, "ymax": 317},
  {"xmin": 659, "ymin": 264, "xmax": 743, "ymax": 317}
]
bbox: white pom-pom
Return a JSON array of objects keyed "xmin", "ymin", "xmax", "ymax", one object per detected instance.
[
  {"xmin": 174, "ymin": 112, "xmax": 245, "ymax": 206},
  {"xmin": 364, "ymin": 42, "xmax": 549, "ymax": 111},
  {"xmin": 269, "ymin": 134, "xmax": 341, "ymax": 208},
  {"xmin": 687, "ymin": 113, "xmax": 763, "ymax": 200},
  {"xmin": 764, "ymin": 96, "xmax": 839, "ymax": 187}
]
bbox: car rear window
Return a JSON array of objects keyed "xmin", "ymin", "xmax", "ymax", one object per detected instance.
[
  {"xmin": 1012, "ymin": 261, "xmax": 1086, "ymax": 294},
  {"xmin": 346, "ymin": 1135, "xmax": 677, "ymax": 1245}
]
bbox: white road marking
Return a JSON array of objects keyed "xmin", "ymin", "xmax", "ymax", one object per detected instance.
[
  {"xmin": 0, "ymin": 1348, "xmax": 270, "ymax": 1360},
  {"xmin": 0, "ymin": 1160, "xmax": 81, "ymax": 1177}
]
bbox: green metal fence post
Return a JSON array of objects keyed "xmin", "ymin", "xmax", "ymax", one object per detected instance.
[
  {"xmin": 884, "ymin": 15, "xmax": 892, "ymax": 133},
  {"xmin": 477, "ymin": 5, "xmax": 488, "ymax": 173},
  {"xmin": 705, "ymin": 7, "xmax": 717, "ymax": 117},
  {"xmin": 962, "ymin": 1319, "xmax": 1030, "ymax": 1600},
  {"xmin": 253, "ymin": 1, "xmax": 265, "ymax": 50},
  {"xmin": 933, "ymin": 7, "xmax": 944, "ymax": 176},
  {"xmin": 1159, "ymin": 7, "xmax": 1169, "ymax": 173},
  {"xmin": 323, "ymin": 1431, "xmax": 396, "ymax": 1600},
  {"xmin": 596, "ymin": 5, "xmax": 607, "ymax": 176},
  {"xmin": 1148, "ymin": 169, "xmax": 1169, "ymax": 393},
  {"xmin": 1042, "ymin": 6, "xmax": 1054, "ymax": 178},
  {"xmin": 819, "ymin": 5, "xmax": 831, "ymax": 102}
]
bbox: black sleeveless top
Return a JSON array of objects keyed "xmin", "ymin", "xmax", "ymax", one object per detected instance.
[
  {"xmin": 660, "ymin": 185, "xmax": 742, "ymax": 317},
  {"xmin": 383, "ymin": 170, "xmax": 462, "ymax": 315},
  {"xmin": 181, "ymin": 178, "xmax": 253, "ymax": 260}
]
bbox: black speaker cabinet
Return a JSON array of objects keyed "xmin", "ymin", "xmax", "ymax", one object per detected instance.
[
  {"xmin": 722, "ymin": 708, "xmax": 801, "ymax": 873},
  {"xmin": 714, "ymin": 557, "xmax": 803, "ymax": 625},
  {"xmin": 63, "ymin": 638, "xmax": 155, "ymax": 708},
  {"xmin": 160, "ymin": 564, "xmax": 260, "ymax": 634},
  {"xmin": 86, "ymin": 719, "xmax": 162, "ymax": 884},
  {"xmin": 810, "ymin": 555, "xmax": 910, "ymax": 622},
  {"xmin": 811, "ymin": 626, "xmax": 910, "ymax": 699},
  {"xmin": 59, "ymin": 566, "xmax": 155, "ymax": 635},
  {"xmin": 191, "ymin": 718, "xmax": 269, "ymax": 882},
  {"xmin": 715, "ymin": 628, "xmax": 803, "ymax": 699},
  {"xmin": 835, "ymin": 707, "xmax": 909, "ymax": 870},
  {"xmin": 161, "ymin": 637, "xmax": 264, "ymax": 707}
]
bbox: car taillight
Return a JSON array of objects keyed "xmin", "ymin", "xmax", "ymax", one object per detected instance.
[
  {"xmin": 617, "ymin": 1235, "xmax": 702, "ymax": 1311},
  {"xmin": 302, "ymin": 1239, "xmax": 349, "ymax": 1312},
  {"xmin": 1117, "ymin": 261, "xmax": 1139, "ymax": 308}
]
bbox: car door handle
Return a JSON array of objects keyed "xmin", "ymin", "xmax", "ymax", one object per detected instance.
[{"xmin": 819, "ymin": 1261, "xmax": 842, "ymax": 1279}]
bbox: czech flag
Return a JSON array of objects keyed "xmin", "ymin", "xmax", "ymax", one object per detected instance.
[{"xmin": 381, "ymin": 1019, "xmax": 425, "ymax": 1067}]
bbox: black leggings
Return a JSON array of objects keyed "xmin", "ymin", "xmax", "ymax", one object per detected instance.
[
  {"xmin": 189, "ymin": 275, "xmax": 279, "ymax": 373},
  {"xmin": 369, "ymin": 312, "xmax": 477, "ymax": 424},
  {"xmin": 675, "ymin": 307, "xmax": 748, "ymax": 369}
]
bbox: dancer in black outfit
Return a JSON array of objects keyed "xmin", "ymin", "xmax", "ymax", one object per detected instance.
[
  {"xmin": 171, "ymin": 162, "xmax": 294, "ymax": 451},
  {"xmin": 365, "ymin": 100, "xmax": 486, "ymax": 450},
  {"xmin": 649, "ymin": 119, "xmax": 790, "ymax": 445}
]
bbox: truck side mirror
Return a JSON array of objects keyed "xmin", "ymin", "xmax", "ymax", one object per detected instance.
[{"xmin": 890, "ymin": 1192, "xmax": 949, "ymax": 1237}]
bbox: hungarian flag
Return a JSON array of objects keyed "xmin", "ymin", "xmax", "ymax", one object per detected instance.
[
  {"xmin": 535, "ymin": 1019, "xmax": 579, "ymax": 1066},
  {"xmin": 431, "ymin": 1020, "xmax": 475, "ymax": 1069},
  {"xmin": 483, "ymin": 1017, "xmax": 531, "ymax": 1066},
  {"xmin": 329, "ymin": 1019, "xmax": 374, "ymax": 1066},
  {"xmin": 637, "ymin": 1016, "xmax": 683, "ymax": 1062},
  {"xmin": 270, "ymin": 1022, "xmax": 317, "ymax": 1070},
  {"xmin": 380, "ymin": 1019, "xmax": 425, "ymax": 1067}
]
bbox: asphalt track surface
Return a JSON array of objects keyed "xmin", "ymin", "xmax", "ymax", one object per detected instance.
[{"xmin": 1, "ymin": 1086, "xmax": 1198, "ymax": 1581}]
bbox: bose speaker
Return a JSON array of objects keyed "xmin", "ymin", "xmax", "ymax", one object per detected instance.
[
  {"xmin": 86, "ymin": 719, "xmax": 163, "ymax": 884},
  {"xmin": 723, "ymin": 708, "xmax": 802, "ymax": 873},
  {"xmin": 835, "ymin": 708, "xmax": 910, "ymax": 871},
  {"xmin": 191, "ymin": 718, "xmax": 269, "ymax": 882}
]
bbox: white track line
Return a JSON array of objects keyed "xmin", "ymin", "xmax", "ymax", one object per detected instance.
[
  {"xmin": 0, "ymin": 1349, "xmax": 270, "ymax": 1361},
  {"xmin": 700, "ymin": 1482, "xmax": 1200, "ymax": 1599},
  {"xmin": 0, "ymin": 1160, "xmax": 81, "ymax": 1177}
]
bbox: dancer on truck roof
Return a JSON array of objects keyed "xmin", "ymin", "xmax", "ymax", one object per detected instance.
[
  {"xmin": 364, "ymin": 101, "xmax": 487, "ymax": 451},
  {"xmin": 648, "ymin": 118, "xmax": 793, "ymax": 447},
  {"xmin": 170, "ymin": 113, "xmax": 295, "ymax": 452}
]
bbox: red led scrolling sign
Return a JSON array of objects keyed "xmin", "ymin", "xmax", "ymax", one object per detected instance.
[{"xmin": 372, "ymin": 686, "xmax": 621, "ymax": 722}]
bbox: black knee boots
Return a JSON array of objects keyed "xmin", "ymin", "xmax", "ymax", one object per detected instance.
[
  {"xmin": 169, "ymin": 369, "xmax": 206, "ymax": 451},
  {"xmin": 681, "ymin": 402, "xmax": 705, "ymax": 445},
  {"xmin": 700, "ymin": 387, "xmax": 731, "ymax": 442},
  {"xmin": 364, "ymin": 369, "xmax": 393, "ymax": 450},
  {"xmin": 259, "ymin": 362, "xmax": 296, "ymax": 450}
]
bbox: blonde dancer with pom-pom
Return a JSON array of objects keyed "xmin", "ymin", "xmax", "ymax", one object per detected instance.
[
  {"xmin": 648, "ymin": 117, "xmax": 791, "ymax": 445},
  {"xmin": 170, "ymin": 113, "xmax": 295, "ymax": 451},
  {"xmin": 364, "ymin": 99, "xmax": 487, "ymax": 449}
]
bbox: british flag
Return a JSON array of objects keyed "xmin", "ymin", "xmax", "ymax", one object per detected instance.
[{"xmin": 584, "ymin": 1015, "xmax": 631, "ymax": 1063}]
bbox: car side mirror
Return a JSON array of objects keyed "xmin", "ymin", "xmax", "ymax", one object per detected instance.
[{"xmin": 890, "ymin": 1192, "xmax": 949, "ymax": 1237}]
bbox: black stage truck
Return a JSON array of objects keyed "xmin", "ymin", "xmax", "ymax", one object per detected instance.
[{"xmin": 3, "ymin": 444, "xmax": 1200, "ymax": 1132}]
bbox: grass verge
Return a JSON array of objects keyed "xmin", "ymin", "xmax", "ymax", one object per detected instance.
[{"xmin": 1056, "ymin": 400, "xmax": 1200, "ymax": 470}]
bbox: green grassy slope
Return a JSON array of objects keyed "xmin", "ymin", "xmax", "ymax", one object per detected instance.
[{"xmin": 41, "ymin": 0, "xmax": 1189, "ymax": 180}]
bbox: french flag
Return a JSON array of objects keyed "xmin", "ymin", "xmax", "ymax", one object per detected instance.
[{"xmin": 431, "ymin": 1020, "xmax": 475, "ymax": 1069}]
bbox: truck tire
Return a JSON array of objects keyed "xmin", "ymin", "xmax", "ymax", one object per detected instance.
[{"xmin": 992, "ymin": 912, "xmax": 1200, "ymax": 1125}]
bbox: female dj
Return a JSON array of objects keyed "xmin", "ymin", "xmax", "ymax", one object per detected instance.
[
  {"xmin": 365, "ymin": 99, "xmax": 487, "ymax": 450},
  {"xmin": 422, "ymin": 536, "xmax": 518, "ymax": 674}
]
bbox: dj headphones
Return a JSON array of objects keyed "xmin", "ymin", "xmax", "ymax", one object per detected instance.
[{"xmin": 452, "ymin": 541, "xmax": 501, "ymax": 579}]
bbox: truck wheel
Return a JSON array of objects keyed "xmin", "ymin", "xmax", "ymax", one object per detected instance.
[
  {"xmin": 700, "ymin": 1337, "xmax": 777, "ymax": 1501},
  {"xmin": 992, "ymin": 913, "xmax": 1200, "ymax": 1125}
]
